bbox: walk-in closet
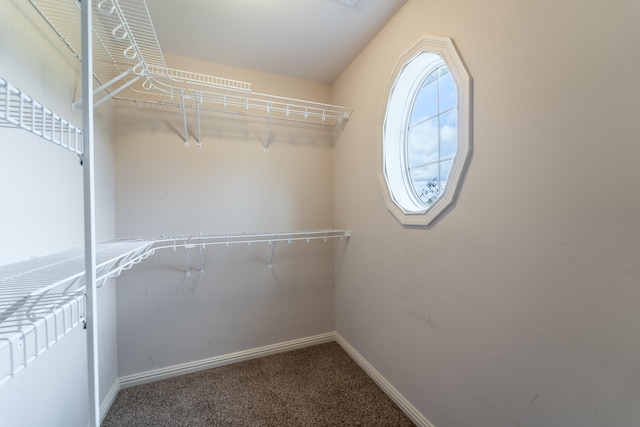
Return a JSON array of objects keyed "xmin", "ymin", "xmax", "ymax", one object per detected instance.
[
  {"xmin": 2, "ymin": 0, "xmax": 640, "ymax": 426},
  {"xmin": 1, "ymin": 0, "xmax": 356, "ymax": 425}
]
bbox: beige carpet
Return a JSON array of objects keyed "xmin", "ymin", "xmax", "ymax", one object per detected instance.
[{"xmin": 102, "ymin": 342, "xmax": 415, "ymax": 426}]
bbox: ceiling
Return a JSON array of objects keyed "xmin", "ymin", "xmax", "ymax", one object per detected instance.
[{"xmin": 145, "ymin": 0, "xmax": 407, "ymax": 84}]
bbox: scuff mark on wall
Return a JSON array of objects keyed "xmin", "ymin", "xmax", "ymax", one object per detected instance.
[{"xmin": 471, "ymin": 393, "xmax": 523, "ymax": 427}]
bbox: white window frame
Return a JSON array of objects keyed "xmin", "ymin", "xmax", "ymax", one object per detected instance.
[{"xmin": 378, "ymin": 35, "xmax": 472, "ymax": 226}]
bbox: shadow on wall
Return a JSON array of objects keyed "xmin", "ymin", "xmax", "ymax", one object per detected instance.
[{"xmin": 115, "ymin": 238, "xmax": 344, "ymax": 376}]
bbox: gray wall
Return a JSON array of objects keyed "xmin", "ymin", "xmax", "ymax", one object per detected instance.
[
  {"xmin": 333, "ymin": 0, "xmax": 640, "ymax": 426},
  {"xmin": 0, "ymin": 1, "xmax": 117, "ymax": 426}
]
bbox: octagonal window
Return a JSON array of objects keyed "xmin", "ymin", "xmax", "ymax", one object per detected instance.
[{"xmin": 379, "ymin": 35, "xmax": 472, "ymax": 226}]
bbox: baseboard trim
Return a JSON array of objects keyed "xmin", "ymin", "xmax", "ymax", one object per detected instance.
[
  {"xmin": 335, "ymin": 333, "xmax": 435, "ymax": 427},
  {"xmin": 113, "ymin": 331, "xmax": 433, "ymax": 427},
  {"xmin": 100, "ymin": 378, "xmax": 121, "ymax": 423},
  {"xmin": 118, "ymin": 332, "xmax": 336, "ymax": 389}
]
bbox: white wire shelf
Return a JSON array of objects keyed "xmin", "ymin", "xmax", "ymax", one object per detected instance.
[
  {"xmin": 0, "ymin": 291, "xmax": 85, "ymax": 386},
  {"xmin": 0, "ymin": 229, "xmax": 350, "ymax": 385},
  {"xmin": 146, "ymin": 65, "xmax": 253, "ymax": 92},
  {"xmin": 0, "ymin": 240, "xmax": 155, "ymax": 386},
  {"xmin": 129, "ymin": 229, "xmax": 352, "ymax": 274},
  {"xmin": 146, "ymin": 229, "xmax": 349, "ymax": 244},
  {"xmin": 27, "ymin": 0, "xmax": 353, "ymax": 142},
  {"xmin": 0, "ymin": 78, "xmax": 83, "ymax": 155}
]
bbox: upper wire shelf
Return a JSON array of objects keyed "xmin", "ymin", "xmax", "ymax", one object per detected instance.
[
  {"xmin": 27, "ymin": 0, "xmax": 353, "ymax": 142},
  {"xmin": 0, "ymin": 78, "xmax": 83, "ymax": 155}
]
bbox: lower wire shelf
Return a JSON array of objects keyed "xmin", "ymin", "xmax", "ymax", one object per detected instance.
[
  {"xmin": 0, "ymin": 291, "xmax": 85, "ymax": 385},
  {"xmin": 0, "ymin": 240, "xmax": 155, "ymax": 386},
  {"xmin": 0, "ymin": 229, "xmax": 350, "ymax": 386}
]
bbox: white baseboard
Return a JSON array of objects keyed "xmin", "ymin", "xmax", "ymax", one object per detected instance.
[
  {"xmin": 118, "ymin": 332, "xmax": 335, "ymax": 389},
  {"xmin": 100, "ymin": 378, "xmax": 121, "ymax": 423},
  {"xmin": 335, "ymin": 333, "xmax": 435, "ymax": 427}
]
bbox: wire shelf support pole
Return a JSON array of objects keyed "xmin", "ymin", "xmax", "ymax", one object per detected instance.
[{"xmin": 81, "ymin": 1, "xmax": 100, "ymax": 426}]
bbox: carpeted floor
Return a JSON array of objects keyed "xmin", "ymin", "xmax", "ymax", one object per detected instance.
[{"xmin": 102, "ymin": 342, "xmax": 415, "ymax": 426}]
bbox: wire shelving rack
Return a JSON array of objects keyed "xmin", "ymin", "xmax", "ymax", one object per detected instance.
[
  {"xmin": 4, "ymin": 1, "xmax": 355, "ymax": 424},
  {"xmin": 0, "ymin": 227, "xmax": 350, "ymax": 387},
  {"xmin": 28, "ymin": 0, "xmax": 353, "ymax": 149}
]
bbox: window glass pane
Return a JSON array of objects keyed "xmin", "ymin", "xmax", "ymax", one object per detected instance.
[
  {"xmin": 409, "ymin": 163, "xmax": 442, "ymax": 206},
  {"xmin": 439, "ymin": 67, "xmax": 457, "ymax": 112},
  {"xmin": 410, "ymin": 71, "xmax": 438, "ymax": 124},
  {"xmin": 440, "ymin": 109, "xmax": 457, "ymax": 160},
  {"xmin": 407, "ymin": 117, "xmax": 438, "ymax": 168}
]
